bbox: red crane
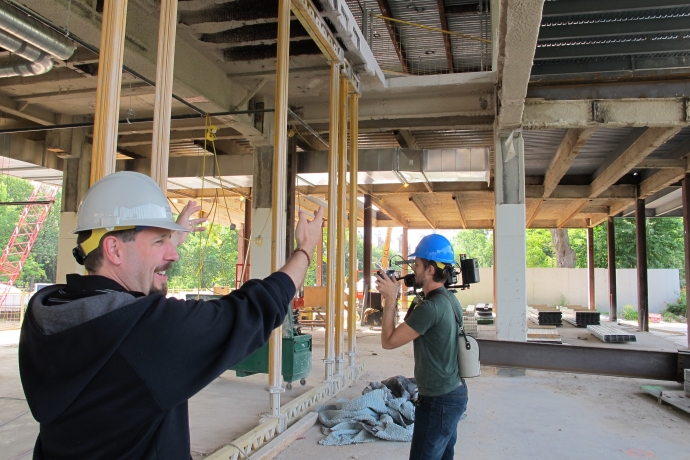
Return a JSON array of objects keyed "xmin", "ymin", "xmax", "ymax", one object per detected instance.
[{"xmin": 0, "ymin": 183, "xmax": 59, "ymax": 306}]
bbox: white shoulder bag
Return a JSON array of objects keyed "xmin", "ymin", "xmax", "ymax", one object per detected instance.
[{"xmin": 438, "ymin": 290, "xmax": 481, "ymax": 378}]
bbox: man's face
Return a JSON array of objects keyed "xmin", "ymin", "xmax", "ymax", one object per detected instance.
[
  {"xmin": 412, "ymin": 258, "xmax": 427, "ymax": 289},
  {"xmin": 121, "ymin": 228, "xmax": 179, "ymax": 296}
]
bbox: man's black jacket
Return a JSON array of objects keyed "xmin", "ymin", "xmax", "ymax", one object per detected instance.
[{"xmin": 19, "ymin": 272, "xmax": 295, "ymax": 459}]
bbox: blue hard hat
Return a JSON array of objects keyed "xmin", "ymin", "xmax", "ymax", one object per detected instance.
[{"xmin": 409, "ymin": 234, "xmax": 454, "ymax": 264}]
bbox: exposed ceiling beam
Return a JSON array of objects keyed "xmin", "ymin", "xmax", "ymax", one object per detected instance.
[
  {"xmin": 495, "ymin": 0, "xmax": 545, "ymax": 131},
  {"xmin": 557, "ymin": 199, "xmax": 589, "ymax": 228},
  {"xmin": 543, "ymin": 128, "xmax": 595, "ymax": 198},
  {"xmin": 526, "ymin": 184, "xmax": 636, "ymax": 199},
  {"xmin": 542, "ymin": 0, "xmax": 689, "ymax": 17},
  {"xmin": 526, "ymin": 199, "xmax": 542, "ymax": 227},
  {"xmin": 639, "ymin": 164, "xmax": 688, "ymax": 199},
  {"xmin": 370, "ymin": 194, "xmax": 408, "ymax": 227},
  {"xmin": 0, "ymin": 92, "xmax": 55, "ymax": 126},
  {"xmin": 394, "ymin": 129, "xmax": 417, "ymax": 149},
  {"xmin": 452, "ymin": 193, "xmax": 467, "ymax": 229},
  {"xmin": 436, "ymin": 0, "xmax": 455, "ymax": 72},
  {"xmin": 531, "ymin": 56, "xmax": 690, "ymax": 76},
  {"xmin": 308, "ymin": 116, "xmax": 494, "ymax": 133},
  {"xmin": 410, "ymin": 195, "xmax": 436, "ymax": 228},
  {"xmin": 538, "ymin": 17, "xmax": 690, "ymax": 41},
  {"xmin": 14, "ymin": 83, "xmax": 153, "ymax": 103},
  {"xmin": 376, "ymin": 0, "xmax": 410, "ymax": 73},
  {"xmin": 591, "ymin": 128, "xmax": 648, "ymax": 181},
  {"xmin": 589, "ymin": 128, "xmax": 681, "ymax": 198},
  {"xmin": 527, "ymin": 80, "xmax": 690, "ymax": 101},
  {"xmin": 117, "ymin": 129, "xmax": 244, "ymax": 147},
  {"xmin": 662, "ymin": 136, "xmax": 690, "ymax": 159},
  {"xmin": 636, "ymin": 159, "xmax": 686, "ymax": 169},
  {"xmin": 523, "ymin": 98, "xmax": 690, "ymax": 129},
  {"xmin": 198, "ymin": 20, "xmax": 309, "ymax": 45},
  {"xmin": 609, "ymin": 199, "xmax": 635, "ymax": 217}
]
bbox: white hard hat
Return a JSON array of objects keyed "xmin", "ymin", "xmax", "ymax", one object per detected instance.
[{"xmin": 74, "ymin": 171, "xmax": 187, "ymax": 233}]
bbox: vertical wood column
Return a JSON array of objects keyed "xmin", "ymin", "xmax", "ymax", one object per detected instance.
[
  {"xmin": 316, "ymin": 231, "xmax": 323, "ymax": 286},
  {"xmin": 347, "ymin": 93, "xmax": 359, "ymax": 369},
  {"xmin": 363, "ymin": 194, "xmax": 373, "ymax": 324},
  {"xmin": 324, "ymin": 62, "xmax": 340, "ymax": 387},
  {"xmin": 268, "ymin": 0, "xmax": 290, "ymax": 429},
  {"xmin": 635, "ymin": 198, "xmax": 649, "ymax": 332},
  {"xmin": 335, "ymin": 76, "xmax": 348, "ymax": 379},
  {"xmin": 682, "ymin": 175, "xmax": 690, "ymax": 349},
  {"xmin": 587, "ymin": 226, "xmax": 595, "ymax": 310},
  {"xmin": 90, "ymin": 0, "xmax": 128, "ymax": 185},
  {"xmin": 607, "ymin": 216, "xmax": 617, "ymax": 321},
  {"xmin": 151, "ymin": 0, "xmax": 178, "ymax": 190}
]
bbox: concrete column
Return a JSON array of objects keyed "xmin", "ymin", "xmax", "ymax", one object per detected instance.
[
  {"xmin": 607, "ymin": 217, "xmax": 617, "ymax": 320},
  {"xmin": 56, "ymin": 139, "xmax": 91, "ymax": 282},
  {"xmin": 250, "ymin": 146, "xmax": 274, "ymax": 279},
  {"xmin": 494, "ymin": 130, "xmax": 527, "ymax": 341}
]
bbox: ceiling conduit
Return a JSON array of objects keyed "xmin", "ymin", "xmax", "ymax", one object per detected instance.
[{"xmin": 0, "ymin": 2, "xmax": 76, "ymax": 78}]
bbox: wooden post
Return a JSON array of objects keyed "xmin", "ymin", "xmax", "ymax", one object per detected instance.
[
  {"xmin": 335, "ymin": 75, "xmax": 348, "ymax": 378},
  {"xmin": 151, "ymin": 0, "xmax": 179, "ymax": 190},
  {"xmin": 682, "ymin": 175, "xmax": 690, "ymax": 349},
  {"xmin": 347, "ymin": 93, "xmax": 359, "ymax": 369},
  {"xmin": 607, "ymin": 217, "xmax": 617, "ymax": 321},
  {"xmin": 587, "ymin": 226, "xmax": 595, "ymax": 310},
  {"xmin": 268, "ymin": 0, "xmax": 290, "ymax": 430},
  {"xmin": 635, "ymin": 198, "xmax": 649, "ymax": 332},
  {"xmin": 90, "ymin": 0, "xmax": 128, "ymax": 185},
  {"xmin": 324, "ymin": 62, "xmax": 340, "ymax": 386}
]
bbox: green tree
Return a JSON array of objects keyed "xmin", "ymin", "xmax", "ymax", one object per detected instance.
[
  {"xmin": 451, "ymin": 229, "xmax": 493, "ymax": 267},
  {"xmin": 526, "ymin": 229, "xmax": 555, "ymax": 268}
]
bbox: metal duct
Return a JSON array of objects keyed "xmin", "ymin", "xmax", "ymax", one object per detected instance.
[
  {"xmin": 0, "ymin": 2, "xmax": 75, "ymax": 60},
  {"xmin": 0, "ymin": 54, "xmax": 52, "ymax": 78},
  {"xmin": 0, "ymin": 28, "xmax": 53, "ymax": 77}
]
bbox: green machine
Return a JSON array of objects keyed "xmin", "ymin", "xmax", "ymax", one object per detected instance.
[{"xmin": 230, "ymin": 308, "xmax": 312, "ymax": 389}]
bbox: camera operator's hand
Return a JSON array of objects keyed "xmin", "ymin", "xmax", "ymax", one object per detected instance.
[{"xmin": 375, "ymin": 271, "xmax": 399, "ymax": 309}]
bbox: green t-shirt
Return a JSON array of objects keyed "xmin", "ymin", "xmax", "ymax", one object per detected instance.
[{"xmin": 405, "ymin": 287, "xmax": 462, "ymax": 397}]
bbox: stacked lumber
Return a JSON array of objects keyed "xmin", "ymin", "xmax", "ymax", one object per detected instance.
[{"xmin": 527, "ymin": 326, "xmax": 561, "ymax": 344}]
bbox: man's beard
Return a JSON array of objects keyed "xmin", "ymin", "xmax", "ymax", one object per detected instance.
[
  {"xmin": 414, "ymin": 272, "xmax": 424, "ymax": 289},
  {"xmin": 149, "ymin": 282, "xmax": 168, "ymax": 296}
]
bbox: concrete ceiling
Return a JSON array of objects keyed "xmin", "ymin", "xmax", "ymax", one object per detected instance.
[{"xmin": 0, "ymin": 0, "xmax": 688, "ymax": 229}]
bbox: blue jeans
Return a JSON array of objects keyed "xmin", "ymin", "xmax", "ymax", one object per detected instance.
[{"xmin": 409, "ymin": 383, "xmax": 468, "ymax": 460}]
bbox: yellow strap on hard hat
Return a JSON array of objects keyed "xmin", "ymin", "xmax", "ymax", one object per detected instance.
[{"xmin": 79, "ymin": 226, "xmax": 136, "ymax": 257}]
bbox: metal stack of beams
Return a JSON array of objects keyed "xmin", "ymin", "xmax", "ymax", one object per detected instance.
[
  {"xmin": 587, "ymin": 325, "xmax": 637, "ymax": 343},
  {"xmin": 527, "ymin": 307, "xmax": 562, "ymax": 326},
  {"xmin": 685, "ymin": 369, "xmax": 689, "ymax": 397},
  {"xmin": 475, "ymin": 303, "xmax": 493, "ymax": 324},
  {"xmin": 562, "ymin": 307, "xmax": 601, "ymax": 327}
]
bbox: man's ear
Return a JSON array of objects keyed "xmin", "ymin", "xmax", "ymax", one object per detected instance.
[{"xmin": 101, "ymin": 235, "xmax": 125, "ymax": 266}]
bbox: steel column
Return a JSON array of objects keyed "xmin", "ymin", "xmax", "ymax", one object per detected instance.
[
  {"xmin": 587, "ymin": 226, "xmax": 595, "ymax": 310},
  {"xmin": 268, "ymin": 0, "xmax": 290, "ymax": 430},
  {"xmin": 682, "ymin": 173, "xmax": 690, "ymax": 348},
  {"xmin": 635, "ymin": 198, "xmax": 649, "ymax": 332},
  {"xmin": 334, "ymin": 76, "xmax": 348, "ymax": 380},
  {"xmin": 324, "ymin": 62, "xmax": 340, "ymax": 388},
  {"xmin": 150, "ymin": 0, "xmax": 178, "ymax": 190},
  {"xmin": 607, "ymin": 217, "xmax": 617, "ymax": 321},
  {"xmin": 347, "ymin": 93, "xmax": 359, "ymax": 369},
  {"xmin": 90, "ymin": 0, "xmax": 128, "ymax": 184},
  {"xmin": 363, "ymin": 194, "xmax": 373, "ymax": 322}
]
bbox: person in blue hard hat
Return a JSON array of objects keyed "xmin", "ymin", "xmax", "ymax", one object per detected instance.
[{"xmin": 375, "ymin": 233, "xmax": 468, "ymax": 460}]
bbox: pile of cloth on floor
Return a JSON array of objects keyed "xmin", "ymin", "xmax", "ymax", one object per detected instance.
[{"xmin": 317, "ymin": 375, "xmax": 417, "ymax": 446}]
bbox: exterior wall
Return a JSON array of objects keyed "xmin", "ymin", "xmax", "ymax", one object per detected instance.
[{"xmin": 455, "ymin": 268, "xmax": 681, "ymax": 313}]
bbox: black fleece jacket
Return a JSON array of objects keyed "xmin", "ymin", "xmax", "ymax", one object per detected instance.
[{"xmin": 19, "ymin": 272, "xmax": 295, "ymax": 460}]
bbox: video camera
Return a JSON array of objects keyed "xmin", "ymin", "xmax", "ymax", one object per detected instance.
[{"xmin": 393, "ymin": 254, "xmax": 480, "ymax": 292}]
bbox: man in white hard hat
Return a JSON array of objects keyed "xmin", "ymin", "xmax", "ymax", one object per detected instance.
[
  {"xmin": 375, "ymin": 234, "xmax": 467, "ymax": 460},
  {"xmin": 19, "ymin": 171, "xmax": 324, "ymax": 460}
]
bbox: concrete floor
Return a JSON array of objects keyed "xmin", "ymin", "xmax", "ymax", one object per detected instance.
[{"xmin": 1, "ymin": 321, "xmax": 689, "ymax": 460}]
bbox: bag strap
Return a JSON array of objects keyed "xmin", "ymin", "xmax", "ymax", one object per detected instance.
[{"xmin": 428, "ymin": 289, "xmax": 471, "ymax": 351}]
